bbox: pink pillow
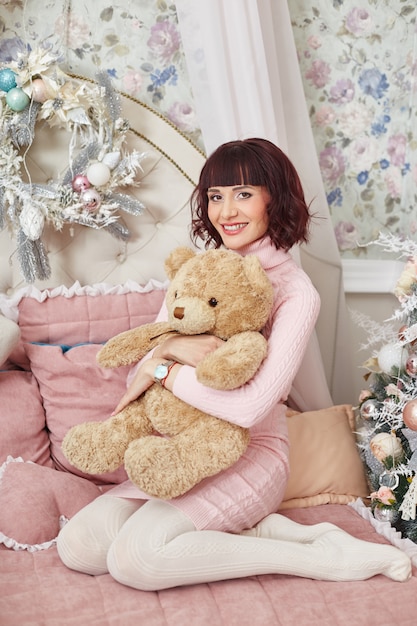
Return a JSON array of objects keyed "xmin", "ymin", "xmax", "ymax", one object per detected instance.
[
  {"xmin": 24, "ymin": 343, "xmax": 131, "ymax": 485},
  {"xmin": 0, "ymin": 457, "xmax": 101, "ymax": 551},
  {"xmin": 10, "ymin": 288, "xmax": 165, "ymax": 370},
  {"xmin": 0, "ymin": 370, "xmax": 52, "ymax": 468}
]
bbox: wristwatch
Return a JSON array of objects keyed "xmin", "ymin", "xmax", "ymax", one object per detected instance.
[{"xmin": 153, "ymin": 360, "xmax": 176, "ymax": 387}]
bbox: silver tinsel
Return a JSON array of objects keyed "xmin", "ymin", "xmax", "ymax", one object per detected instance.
[
  {"xmin": 17, "ymin": 229, "xmax": 51, "ymax": 283},
  {"xmin": 61, "ymin": 142, "xmax": 100, "ymax": 186},
  {"xmin": 9, "ymin": 102, "xmax": 41, "ymax": 148},
  {"xmin": 96, "ymin": 71, "xmax": 121, "ymax": 124},
  {"xmin": 104, "ymin": 221, "xmax": 130, "ymax": 241},
  {"xmin": 105, "ymin": 192, "xmax": 144, "ymax": 216}
]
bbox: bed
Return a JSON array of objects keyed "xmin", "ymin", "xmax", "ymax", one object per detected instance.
[{"xmin": 1, "ymin": 82, "xmax": 417, "ymax": 626}]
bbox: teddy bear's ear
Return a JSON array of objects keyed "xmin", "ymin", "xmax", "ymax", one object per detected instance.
[
  {"xmin": 164, "ymin": 247, "xmax": 196, "ymax": 280},
  {"xmin": 243, "ymin": 255, "xmax": 274, "ymax": 299}
]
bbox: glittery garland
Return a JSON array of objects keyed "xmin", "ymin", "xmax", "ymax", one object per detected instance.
[
  {"xmin": 17, "ymin": 228, "xmax": 51, "ymax": 283},
  {"xmin": 9, "ymin": 101, "xmax": 41, "ymax": 148}
]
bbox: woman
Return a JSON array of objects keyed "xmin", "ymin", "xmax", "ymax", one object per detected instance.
[{"xmin": 57, "ymin": 138, "xmax": 411, "ymax": 588}]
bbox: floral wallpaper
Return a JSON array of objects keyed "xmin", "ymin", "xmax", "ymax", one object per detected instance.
[
  {"xmin": 1, "ymin": 0, "xmax": 416, "ymax": 259},
  {"xmin": 289, "ymin": 0, "xmax": 417, "ymax": 259},
  {"xmin": 0, "ymin": 0, "xmax": 202, "ymax": 146}
]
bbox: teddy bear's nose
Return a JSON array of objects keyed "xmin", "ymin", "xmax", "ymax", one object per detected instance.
[{"xmin": 174, "ymin": 306, "xmax": 185, "ymax": 319}]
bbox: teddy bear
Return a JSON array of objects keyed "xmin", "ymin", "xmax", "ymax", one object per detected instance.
[{"xmin": 62, "ymin": 247, "xmax": 274, "ymax": 499}]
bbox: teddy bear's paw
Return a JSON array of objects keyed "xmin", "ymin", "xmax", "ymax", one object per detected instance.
[
  {"xmin": 124, "ymin": 437, "xmax": 199, "ymax": 499},
  {"xmin": 62, "ymin": 422, "xmax": 130, "ymax": 474},
  {"xmin": 196, "ymin": 332, "xmax": 268, "ymax": 390}
]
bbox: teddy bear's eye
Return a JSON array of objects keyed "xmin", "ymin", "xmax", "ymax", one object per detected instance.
[
  {"xmin": 174, "ymin": 291, "xmax": 178, "ymax": 298},
  {"xmin": 208, "ymin": 298, "xmax": 218, "ymax": 307}
]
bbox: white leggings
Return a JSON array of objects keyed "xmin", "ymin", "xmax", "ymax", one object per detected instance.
[{"xmin": 57, "ymin": 495, "xmax": 411, "ymax": 590}]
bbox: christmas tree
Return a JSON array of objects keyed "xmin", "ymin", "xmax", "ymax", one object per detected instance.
[{"xmin": 356, "ymin": 233, "xmax": 417, "ymax": 543}]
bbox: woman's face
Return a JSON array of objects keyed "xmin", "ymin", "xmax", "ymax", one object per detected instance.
[{"xmin": 207, "ymin": 184, "xmax": 270, "ymax": 250}]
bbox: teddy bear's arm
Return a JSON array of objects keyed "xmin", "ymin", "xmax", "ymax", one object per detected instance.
[
  {"xmin": 97, "ymin": 321, "xmax": 175, "ymax": 368},
  {"xmin": 196, "ymin": 331, "xmax": 268, "ymax": 390}
]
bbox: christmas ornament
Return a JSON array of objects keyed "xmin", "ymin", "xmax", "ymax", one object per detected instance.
[
  {"xmin": 86, "ymin": 162, "xmax": 111, "ymax": 187},
  {"xmin": 406, "ymin": 353, "xmax": 417, "ymax": 377},
  {"xmin": 6, "ymin": 87, "xmax": 30, "ymax": 111},
  {"xmin": 72, "ymin": 174, "xmax": 91, "ymax": 193},
  {"xmin": 360, "ymin": 398, "xmax": 380, "ymax": 420},
  {"xmin": 0, "ymin": 68, "xmax": 17, "ymax": 92},
  {"xmin": 30, "ymin": 78, "xmax": 48, "ymax": 103},
  {"xmin": 373, "ymin": 507, "xmax": 398, "ymax": 523},
  {"xmin": 379, "ymin": 469, "xmax": 400, "ymax": 489},
  {"xmin": 403, "ymin": 400, "xmax": 417, "ymax": 430},
  {"xmin": 81, "ymin": 188, "xmax": 101, "ymax": 212},
  {"xmin": 19, "ymin": 204, "xmax": 45, "ymax": 240},
  {"xmin": 0, "ymin": 47, "xmax": 146, "ymax": 283},
  {"xmin": 377, "ymin": 342, "xmax": 407, "ymax": 374},
  {"xmin": 370, "ymin": 432, "xmax": 403, "ymax": 463}
]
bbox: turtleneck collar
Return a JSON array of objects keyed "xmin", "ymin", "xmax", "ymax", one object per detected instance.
[{"xmin": 233, "ymin": 236, "xmax": 291, "ymax": 271}]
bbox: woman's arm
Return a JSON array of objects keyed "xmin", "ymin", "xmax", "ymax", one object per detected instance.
[{"xmin": 168, "ymin": 268, "xmax": 320, "ymax": 428}]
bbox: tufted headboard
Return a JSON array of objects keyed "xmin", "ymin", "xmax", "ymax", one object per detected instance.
[{"xmin": 0, "ymin": 83, "xmax": 206, "ymax": 296}]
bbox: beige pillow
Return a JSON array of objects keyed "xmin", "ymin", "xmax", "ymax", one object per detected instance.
[{"xmin": 279, "ymin": 404, "xmax": 369, "ymax": 510}]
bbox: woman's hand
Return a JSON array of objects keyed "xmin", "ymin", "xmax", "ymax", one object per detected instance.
[
  {"xmin": 111, "ymin": 358, "xmax": 159, "ymax": 415},
  {"xmin": 153, "ymin": 334, "xmax": 225, "ymax": 366}
]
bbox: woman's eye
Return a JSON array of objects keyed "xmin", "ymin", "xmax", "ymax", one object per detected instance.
[
  {"xmin": 208, "ymin": 194, "xmax": 222, "ymax": 202},
  {"xmin": 208, "ymin": 298, "xmax": 218, "ymax": 307},
  {"xmin": 238, "ymin": 191, "xmax": 251, "ymax": 199}
]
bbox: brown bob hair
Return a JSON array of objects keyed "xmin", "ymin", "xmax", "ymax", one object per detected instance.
[{"xmin": 190, "ymin": 138, "xmax": 312, "ymax": 251}]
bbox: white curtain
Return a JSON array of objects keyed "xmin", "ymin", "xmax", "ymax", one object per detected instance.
[{"xmin": 176, "ymin": 0, "xmax": 354, "ymax": 410}]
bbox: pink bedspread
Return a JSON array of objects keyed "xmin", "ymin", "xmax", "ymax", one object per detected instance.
[{"xmin": 1, "ymin": 504, "xmax": 416, "ymax": 626}]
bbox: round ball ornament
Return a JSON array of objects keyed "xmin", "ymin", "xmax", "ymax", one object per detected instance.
[
  {"xmin": 406, "ymin": 353, "xmax": 417, "ymax": 377},
  {"xmin": 403, "ymin": 399, "xmax": 417, "ymax": 430},
  {"xmin": 81, "ymin": 188, "xmax": 102, "ymax": 212},
  {"xmin": 31, "ymin": 78, "xmax": 48, "ymax": 103},
  {"xmin": 360, "ymin": 398, "xmax": 380, "ymax": 421},
  {"xmin": 0, "ymin": 68, "xmax": 17, "ymax": 92},
  {"xmin": 72, "ymin": 174, "xmax": 91, "ymax": 193},
  {"xmin": 377, "ymin": 342, "xmax": 407, "ymax": 374},
  {"xmin": 6, "ymin": 87, "xmax": 30, "ymax": 111},
  {"xmin": 373, "ymin": 507, "xmax": 398, "ymax": 523},
  {"xmin": 86, "ymin": 162, "xmax": 111, "ymax": 187}
]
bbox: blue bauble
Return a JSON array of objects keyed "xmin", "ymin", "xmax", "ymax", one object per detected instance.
[
  {"xmin": 6, "ymin": 87, "xmax": 30, "ymax": 112},
  {"xmin": 0, "ymin": 68, "xmax": 17, "ymax": 92}
]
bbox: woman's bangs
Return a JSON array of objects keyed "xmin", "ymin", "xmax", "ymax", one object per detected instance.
[{"xmin": 203, "ymin": 148, "xmax": 266, "ymax": 187}]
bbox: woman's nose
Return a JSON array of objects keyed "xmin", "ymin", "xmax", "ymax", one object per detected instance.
[{"xmin": 221, "ymin": 198, "xmax": 238, "ymax": 218}]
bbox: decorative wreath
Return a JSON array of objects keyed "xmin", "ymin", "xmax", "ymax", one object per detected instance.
[{"xmin": 0, "ymin": 46, "xmax": 146, "ymax": 283}]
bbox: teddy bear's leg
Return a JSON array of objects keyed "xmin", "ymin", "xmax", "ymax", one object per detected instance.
[
  {"xmin": 124, "ymin": 416, "xmax": 250, "ymax": 499},
  {"xmin": 62, "ymin": 399, "xmax": 153, "ymax": 475}
]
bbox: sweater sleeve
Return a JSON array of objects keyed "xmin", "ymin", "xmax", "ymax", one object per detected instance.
[{"xmin": 171, "ymin": 266, "xmax": 320, "ymax": 428}]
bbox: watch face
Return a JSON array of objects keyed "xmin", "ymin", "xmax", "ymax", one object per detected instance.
[{"xmin": 154, "ymin": 364, "xmax": 168, "ymax": 381}]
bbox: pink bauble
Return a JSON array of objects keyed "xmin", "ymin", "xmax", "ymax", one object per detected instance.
[
  {"xmin": 72, "ymin": 174, "xmax": 91, "ymax": 193},
  {"xmin": 86, "ymin": 162, "xmax": 111, "ymax": 187},
  {"xmin": 81, "ymin": 188, "xmax": 101, "ymax": 212},
  {"xmin": 403, "ymin": 400, "xmax": 417, "ymax": 430},
  {"xmin": 31, "ymin": 78, "xmax": 48, "ymax": 103},
  {"xmin": 406, "ymin": 353, "xmax": 417, "ymax": 377}
]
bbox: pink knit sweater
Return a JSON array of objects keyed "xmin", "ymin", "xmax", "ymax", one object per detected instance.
[{"xmin": 108, "ymin": 237, "xmax": 320, "ymax": 532}]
